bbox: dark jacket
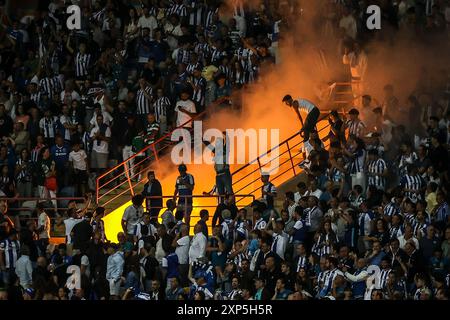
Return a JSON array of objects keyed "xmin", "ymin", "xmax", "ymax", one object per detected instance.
[
  {"xmin": 198, "ymin": 219, "xmax": 208, "ymax": 238},
  {"xmin": 19, "ymin": 228, "xmax": 39, "ymax": 262},
  {"xmin": 161, "ymin": 233, "xmax": 174, "ymax": 254},
  {"xmin": 142, "ymin": 179, "xmax": 163, "ymax": 215},
  {"xmin": 239, "ymin": 270, "xmax": 255, "ymax": 292},
  {"xmin": 72, "ymin": 219, "xmax": 93, "ymax": 251},
  {"xmin": 260, "ymin": 268, "xmax": 282, "ymax": 296},
  {"xmin": 86, "ymin": 240, "xmax": 107, "ymax": 274}
]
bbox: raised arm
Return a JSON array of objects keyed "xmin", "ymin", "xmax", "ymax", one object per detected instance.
[{"xmin": 344, "ymin": 270, "xmax": 368, "ymax": 282}]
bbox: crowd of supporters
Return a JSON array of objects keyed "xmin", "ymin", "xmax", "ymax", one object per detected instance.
[{"xmin": 0, "ymin": 0, "xmax": 449, "ymax": 301}]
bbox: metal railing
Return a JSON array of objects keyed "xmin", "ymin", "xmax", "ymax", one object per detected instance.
[
  {"xmin": 96, "ymin": 111, "xmax": 206, "ymax": 208},
  {"xmin": 143, "ymin": 194, "xmax": 256, "ymax": 221},
  {"xmin": 0, "ymin": 197, "xmax": 96, "ymax": 239},
  {"xmin": 1, "ymin": 197, "xmax": 93, "ymax": 213},
  {"xmin": 333, "ymin": 82, "xmax": 355, "ymax": 105},
  {"xmin": 95, "ymin": 82, "xmax": 354, "ymax": 211},
  {"xmin": 230, "ymin": 116, "xmax": 334, "ymax": 206}
]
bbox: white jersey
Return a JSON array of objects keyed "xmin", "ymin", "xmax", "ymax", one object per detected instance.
[{"xmin": 296, "ymin": 99, "xmax": 317, "ymax": 114}]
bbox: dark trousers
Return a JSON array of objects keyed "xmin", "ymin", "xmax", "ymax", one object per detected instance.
[
  {"xmin": 1, "ymin": 268, "xmax": 15, "ymax": 284},
  {"xmin": 303, "ymin": 107, "xmax": 320, "ymax": 141},
  {"xmin": 37, "ymin": 238, "xmax": 49, "ymax": 256},
  {"xmin": 305, "ymin": 231, "xmax": 316, "ymax": 254},
  {"xmin": 178, "ymin": 264, "xmax": 189, "ymax": 288},
  {"xmin": 216, "ymin": 170, "xmax": 233, "ymax": 198}
]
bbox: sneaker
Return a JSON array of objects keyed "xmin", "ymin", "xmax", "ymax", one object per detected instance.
[{"xmin": 298, "ymin": 159, "xmax": 310, "ymax": 169}]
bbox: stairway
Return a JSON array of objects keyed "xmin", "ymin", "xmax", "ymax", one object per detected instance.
[
  {"xmin": 98, "ymin": 83, "xmax": 354, "ymax": 239},
  {"xmin": 333, "ymin": 82, "xmax": 355, "ymax": 110}
]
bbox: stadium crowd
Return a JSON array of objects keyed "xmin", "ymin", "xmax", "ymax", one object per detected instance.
[{"xmin": 0, "ymin": 0, "xmax": 449, "ymax": 301}]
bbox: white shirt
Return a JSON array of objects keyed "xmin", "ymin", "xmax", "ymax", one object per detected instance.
[
  {"xmin": 60, "ymin": 90, "xmax": 81, "ymax": 103},
  {"xmin": 102, "ymin": 17, "xmax": 121, "ymax": 31},
  {"xmin": 189, "ymin": 232, "xmax": 207, "ymax": 264},
  {"xmin": 93, "ymin": 94, "xmax": 105, "ymax": 112},
  {"xmin": 90, "ymin": 125, "xmax": 111, "ymax": 154},
  {"xmin": 294, "ymin": 191, "xmax": 308, "ymax": 204},
  {"xmin": 155, "ymin": 238, "xmax": 166, "ymax": 265},
  {"xmin": 175, "ymin": 235, "xmax": 190, "ymax": 265},
  {"xmin": 306, "ymin": 189, "xmax": 323, "ymax": 199},
  {"xmin": 343, "ymin": 51, "xmax": 368, "ymax": 79},
  {"xmin": 90, "ymin": 111, "xmax": 113, "ymax": 128},
  {"xmin": 15, "ymin": 255, "xmax": 33, "ymax": 287},
  {"xmin": 398, "ymin": 235, "xmax": 420, "ymax": 250},
  {"xmin": 122, "ymin": 205, "xmax": 144, "ymax": 235},
  {"xmin": 64, "ymin": 217, "xmax": 83, "ymax": 243},
  {"xmin": 164, "ymin": 22, "xmax": 183, "ymax": 49},
  {"xmin": 164, "ymin": 22, "xmax": 183, "ymax": 36},
  {"xmin": 81, "ymin": 254, "xmax": 90, "ymax": 278},
  {"xmin": 38, "ymin": 212, "xmax": 50, "ymax": 239},
  {"xmin": 175, "ymin": 99, "xmax": 196, "ymax": 128},
  {"xmin": 296, "ymin": 98, "xmax": 316, "ymax": 114},
  {"xmin": 138, "ymin": 15, "xmax": 158, "ymax": 34},
  {"xmin": 69, "ymin": 150, "xmax": 87, "ymax": 171}
]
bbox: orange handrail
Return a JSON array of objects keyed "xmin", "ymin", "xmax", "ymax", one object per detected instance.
[
  {"xmin": 141, "ymin": 194, "xmax": 256, "ymax": 230},
  {"xmin": 0, "ymin": 196, "xmax": 95, "ymax": 212},
  {"xmin": 97, "ymin": 111, "xmax": 206, "ymax": 184},
  {"xmin": 230, "ymin": 112, "xmax": 338, "ymax": 205},
  {"xmin": 96, "ymin": 110, "xmax": 207, "ymax": 204}
]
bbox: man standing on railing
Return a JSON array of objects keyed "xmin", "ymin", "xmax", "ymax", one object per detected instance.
[
  {"xmin": 203, "ymin": 134, "xmax": 233, "ymax": 201},
  {"xmin": 282, "ymin": 94, "xmax": 321, "ymax": 142},
  {"xmin": 173, "ymin": 164, "xmax": 195, "ymax": 228},
  {"xmin": 142, "ymin": 171, "xmax": 163, "ymax": 221}
]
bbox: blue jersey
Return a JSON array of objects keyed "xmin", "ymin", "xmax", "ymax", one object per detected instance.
[
  {"xmin": 51, "ymin": 144, "xmax": 70, "ymax": 169},
  {"xmin": 192, "ymin": 264, "xmax": 215, "ymax": 293},
  {"xmin": 166, "ymin": 253, "xmax": 179, "ymax": 279},
  {"xmin": 7, "ymin": 28, "xmax": 23, "ymax": 43},
  {"xmin": 175, "ymin": 174, "xmax": 195, "ymax": 204}
]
